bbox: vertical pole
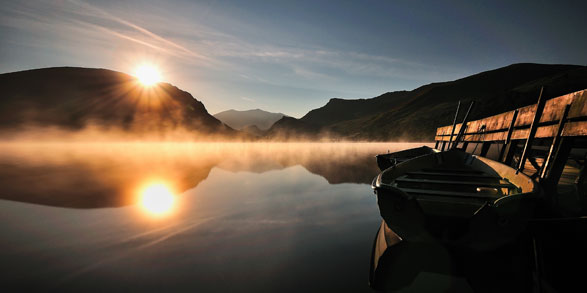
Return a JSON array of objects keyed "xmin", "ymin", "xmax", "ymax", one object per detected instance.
[
  {"xmin": 434, "ymin": 140, "xmax": 440, "ymax": 149},
  {"xmin": 546, "ymin": 137, "xmax": 573, "ymax": 185},
  {"xmin": 538, "ymin": 102, "xmax": 573, "ymax": 208},
  {"xmin": 541, "ymin": 137, "xmax": 574, "ymax": 208},
  {"xmin": 499, "ymin": 109, "xmax": 519, "ymax": 164},
  {"xmin": 452, "ymin": 101, "xmax": 475, "ymax": 150},
  {"xmin": 518, "ymin": 87, "xmax": 547, "ymax": 172},
  {"xmin": 448, "ymin": 101, "xmax": 461, "ymax": 149},
  {"xmin": 502, "ymin": 141, "xmax": 518, "ymax": 166},
  {"xmin": 480, "ymin": 142, "xmax": 492, "ymax": 157},
  {"xmin": 540, "ymin": 104, "xmax": 571, "ymax": 179},
  {"xmin": 440, "ymin": 129, "xmax": 447, "ymax": 151},
  {"xmin": 532, "ymin": 237, "xmax": 542, "ymax": 293}
]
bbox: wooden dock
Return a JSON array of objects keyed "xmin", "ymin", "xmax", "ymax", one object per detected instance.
[
  {"xmin": 434, "ymin": 89, "xmax": 586, "ymax": 211},
  {"xmin": 435, "ymin": 89, "xmax": 586, "ymax": 143},
  {"xmin": 433, "ymin": 89, "xmax": 586, "ymax": 291}
]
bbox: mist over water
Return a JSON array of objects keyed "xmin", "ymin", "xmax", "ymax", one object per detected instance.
[{"xmin": 0, "ymin": 142, "xmax": 427, "ymax": 291}]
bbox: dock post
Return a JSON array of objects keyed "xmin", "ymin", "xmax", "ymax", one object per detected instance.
[
  {"xmin": 448, "ymin": 101, "xmax": 461, "ymax": 149},
  {"xmin": 518, "ymin": 87, "xmax": 546, "ymax": 172},
  {"xmin": 452, "ymin": 101, "xmax": 475, "ymax": 149},
  {"xmin": 499, "ymin": 109, "xmax": 519, "ymax": 162},
  {"xmin": 539, "ymin": 104, "xmax": 573, "ymax": 208},
  {"xmin": 541, "ymin": 137, "xmax": 574, "ymax": 207},
  {"xmin": 441, "ymin": 129, "xmax": 447, "ymax": 151},
  {"xmin": 502, "ymin": 141, "xmax": 518, "ymax": 166},
  {"xmin": 479, "ymin": 142, "xmax": 492, "ymax": 157},
  {"xmin": 540, "ymin": 104, "xmax": 571, "ymax": 179}
]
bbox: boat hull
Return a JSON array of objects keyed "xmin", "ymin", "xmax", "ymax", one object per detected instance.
[
  {"xmin": 369, "ymin": 220, "xmax": 537, "ymax": 291},
  {"xmin": 372, "ymin": 149, "xmax": 540, "ymax": 250}
]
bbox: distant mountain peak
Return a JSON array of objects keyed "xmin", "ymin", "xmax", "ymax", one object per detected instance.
[{"xmin": 214, "ymin": 108, "xmax": 287, "ymax": 131}]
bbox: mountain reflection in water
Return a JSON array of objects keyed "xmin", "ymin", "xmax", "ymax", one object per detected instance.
[
  {"xmin": 0, "ymin": 142, "xmax": 412, "ymax": 209},
  {"xmin": 0, "ymin": 142, "xmax": 425, "ymax": 292}
]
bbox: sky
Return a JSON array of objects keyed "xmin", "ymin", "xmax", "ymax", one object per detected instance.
[{"xmin": 1, "ymin": 0, "xmax": 586, "ymax": 118}]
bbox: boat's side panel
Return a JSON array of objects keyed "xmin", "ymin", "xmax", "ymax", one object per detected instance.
[
  {"xmin": 375, "ymin": 186, "xmax": 434, "ymax": 242},
  {"xmin": 475, "ymin": 156, "xmax": 537, "ymax": 194},
  {"xmin": 369, "ymin": 220, "xmax": 402, "ymax": 290}
]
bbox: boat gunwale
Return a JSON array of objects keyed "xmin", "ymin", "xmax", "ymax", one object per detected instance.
[{"xmin": 373, "ymin": 149, "xmax": 539, "ymax": 204}]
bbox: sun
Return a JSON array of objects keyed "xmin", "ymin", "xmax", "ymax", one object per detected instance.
[
  {"xmin": 139, "ymin": 182, "xmax": 175, "ymax": 216},
  {"xmin": 134, "ymin": 65, "xmax": 161, "ymax": 86}
]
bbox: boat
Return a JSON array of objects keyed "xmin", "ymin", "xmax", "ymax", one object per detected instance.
[
  {"xmin": 375, "ymin": 145, "xmax": 438, "ymax": 171},
  {"xmin": 369, "ymin": 148, "xmax": 541, "ymax": 289},
  {"xmin": 372, "ymin": 148, "xmax": 540, "ymax": 248},
  {"xmin": 368, "ymin": 219, "xmax": 539, "ymax": 291}
]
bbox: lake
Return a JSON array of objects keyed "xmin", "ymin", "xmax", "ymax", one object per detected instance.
[{"xmin": 0, "ymin": 142, "xmax": 426, "ymax": 292}]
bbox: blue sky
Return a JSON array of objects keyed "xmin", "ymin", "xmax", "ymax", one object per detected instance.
[{"xmin": 1, "ymin": 0, "xmax": 586, "ymax": 117}]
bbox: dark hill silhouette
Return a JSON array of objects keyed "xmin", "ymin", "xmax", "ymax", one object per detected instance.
[
  {"xmin": 267, "ymin": 63, "xmax": 587, "ymax": 141},
  {"xmin": 301, "ymin": 91, "xmax": 411, "ymax": 126},
  {"xmin": 265, "ymin": 116, "xmax": 318, "ymax": 140},
  {"xmin": 214, "ymin": 108, "xmax": 287, "ymax": 131},
  {"xmin": 241, "ymin": 124, "xmax": 265, "ymax": 136},
  {"xmin": 0, "ymin": 67, "xmax": 236, "ymax": 138}
]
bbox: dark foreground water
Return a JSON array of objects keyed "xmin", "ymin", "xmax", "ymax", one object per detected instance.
[{"xmin": 0, "ymin": 142, "xmax": 427, "ymax": 292}]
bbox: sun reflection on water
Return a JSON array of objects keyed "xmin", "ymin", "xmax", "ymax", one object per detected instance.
[{"xmin": 139, "ymin": 182, "xmax": 175, "ymax": 216}]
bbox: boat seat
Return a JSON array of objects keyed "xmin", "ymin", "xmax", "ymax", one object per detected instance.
[
  {"xmin": 395, "ymin": 177, "xmax": 516, "ymax": 189},
  {"xmin": 406, "ymin": 171, "xmax": 502, "ymax": 180},
  {"xmin": 421, "ymin": 168, "xmax": 484, "ymax": 174},
  {"xmin": 398, "ymin": 187, "xmax": 503, "ymax": 200}
]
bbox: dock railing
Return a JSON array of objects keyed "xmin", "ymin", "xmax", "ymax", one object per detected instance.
[
  {"xmin": 435, "ymin": 89, "xmax": 586, "ymax": 145},
  {"xmin": 434, "ymin": 89, "xmax": 586, "ymax": 193}
]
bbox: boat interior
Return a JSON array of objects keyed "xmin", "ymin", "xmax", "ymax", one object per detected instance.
[{"xmin": 378, "ymin": 149, "xmax": 537, "ymax": 204}]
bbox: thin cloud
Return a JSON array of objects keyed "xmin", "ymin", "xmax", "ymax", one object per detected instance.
[
  {"xmin": 66, "ymin": 0, "xmax": 210, "ymax": 61},
  {"xmin": 1, "ymin": 0, "xmax": 214, "ymax": 65},
  {"xmin": 292, "ymin": 66, "xmax": 332, "ymax": 80},
  {"xmin": 76, "ymin": 20, "xmax": 170, "ymax": 53},
  {"xmin": 1, "ymin": 0, "xmax": 439, "ymax": 82},
  {"xmin": 0, "ymin": 0, "xmax": 466, "ymax": 116}
]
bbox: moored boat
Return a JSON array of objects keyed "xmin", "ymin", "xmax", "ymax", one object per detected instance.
[
  {"xmin": 369, "ymin": 148, "xmax": 541, "ymax": 290},
  {"xmin": 375, "ymin": 145, "xmax": 438, "ymax": 171},
  {"xmin": 372, "ymin": 149, "xmax": 540, "ymax": 250}
]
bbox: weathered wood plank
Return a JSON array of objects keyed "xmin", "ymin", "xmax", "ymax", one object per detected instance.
[
  {"xmin": 435, "ymin": 121, "xmax": 587, "ymax": 142},
  {"xmin": 435, "ymin": 89, "xmax": 587, "ymax": 142}
]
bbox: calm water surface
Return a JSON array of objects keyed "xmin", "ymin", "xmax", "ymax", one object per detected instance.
[{"xmin": 0, "ymin": 142, "xmax": 425, "ymax": 292}]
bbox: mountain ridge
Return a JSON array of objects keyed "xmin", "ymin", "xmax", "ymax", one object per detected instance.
[
  {"xmin": 0, "ymin": 66, "xmax": 240, "ymax": 139},
  {"xmin": 267, "ymin": 63, "xmax": 587, "ymax": 141}
]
